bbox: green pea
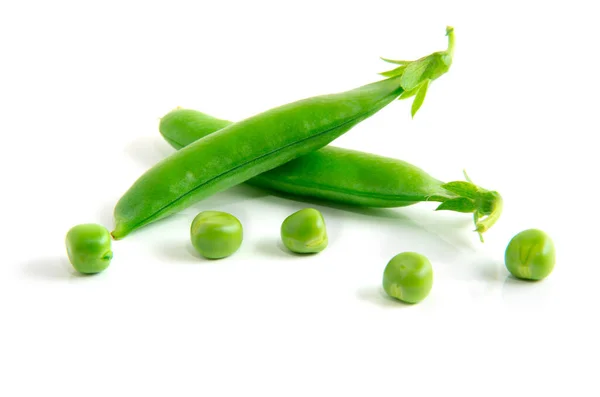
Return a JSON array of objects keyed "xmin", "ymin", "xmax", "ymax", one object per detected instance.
[
  {"xmin": 382, "ymin": 252, "xmax": 433, "ymax": 304},
  {"xmin": 190, "ymin": 211, "xmax": 243, "ymax": 259},
  {"xmin": 504, "ymin": 229, "xmax": 555, "ymax": 280},
  {"xmin": 65, "ymin": 224, "xmax": 113, "ymax": 274},
  {"xmin": 280, "ymin": 208, "xmax": 328, "ymax": 254}
]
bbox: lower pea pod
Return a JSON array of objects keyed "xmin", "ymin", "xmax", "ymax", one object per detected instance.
[
  {"xmin": 159, "ymin": 110, "xmax": 503, "ymax": 242},
  {"xmin": 111, "ymin": 27, "xmax": 456, "ymax": 239}
]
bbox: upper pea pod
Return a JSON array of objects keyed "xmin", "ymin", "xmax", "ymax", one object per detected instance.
[{"xmin": 111, "ymin": 27, "xmax": 455, "ymax": 239}]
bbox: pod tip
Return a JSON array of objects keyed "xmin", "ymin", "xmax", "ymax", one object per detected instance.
[{"xmin": 110, "ymin": 226, "xmax": 126, "ymax": 240}]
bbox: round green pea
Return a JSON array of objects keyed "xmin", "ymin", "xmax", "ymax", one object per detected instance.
[
  {"xmin": 280, "ymin": 208, "xmax": 328, "ymax": 254},
  {"xmin": 190, "ymin": 211, "xmax": 243, "ymax": 259},
  {"xmin": 505, "ymin": 228, "xmax": 555, "ymax": 280},
  {"xmin": 65, "ymin": 223, "xmax": 113, "ymax": 274},
  {"xmin": 382, "ymin": 252, "xmax": 433, "ymax": 304}
]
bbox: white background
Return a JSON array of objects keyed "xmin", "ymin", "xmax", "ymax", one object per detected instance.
[{"xmin": 2, "ymin": 0, "xmax": 599, "ymax": 396}]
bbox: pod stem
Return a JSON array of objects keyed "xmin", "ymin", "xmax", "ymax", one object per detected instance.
[
  {"xmin": 473, "ymin": 193, "xmax": 503, "ymax": 242},
  {"xmin": 446, "ymin": 26, "xmax": 455, "ymax": 59},
  {"xmin": 379, "ymin": 26, "xmax": 455, "ymax": 118},
  {"xmin": 435, "ymin": 170, "xmax": 503, "ymax": 242}
]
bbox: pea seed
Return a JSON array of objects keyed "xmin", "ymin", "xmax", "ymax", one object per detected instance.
[
  {"xmin": 280, "ymin": 208, "xmax": 328, "ymax": 254},
  {"xmin": 190, "ymin": 211, "xmax": 243, "ymax": 259},
  {"xmin": 65, "ymin": 224, "xmax": 113, "ymax": 274},
  {"xmin": 505, "ymin": 229, "xmax": 555, "ymax": 280},
  {"xmin": 382, "ymin": 252, "xmax": 433, "ymax": 304}
]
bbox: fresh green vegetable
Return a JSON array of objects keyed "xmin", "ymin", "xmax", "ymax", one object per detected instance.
[
  {"xmin": 111, "ymin": 27, "xmax": 455, "ymax": 239},
  {"xmin": 65, "ymin": 224, "xmax": 113, "ymax": 274},
  {"xmin": 505, "ymin": 229, "xmax": 555, "ymax": 280},
  {"xmin": 382, "ymin": 252, "xmax": 433, "ymax": 304},
  {"xmin": 280, "ymin": 208, "xmax": 328, "ymax": 254},
  {"xmin": 190, "ymin": 211, "xmax": 243, "ymax": 259},
  {"xmin": 158, "ymin": 115, "xmax": 502, "ymax": 242}
]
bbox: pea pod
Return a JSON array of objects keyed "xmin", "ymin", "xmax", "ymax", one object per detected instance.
[
  {"xmin": 159, "ymin": 115, "xmax": 502, "ymax": 242},
  {"xmin": 112, "ymin": 27, "xmax": 456, "ymax": 239}
]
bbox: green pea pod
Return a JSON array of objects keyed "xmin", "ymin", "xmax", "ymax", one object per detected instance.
[
  {"xmin": 160, "ymin": 109, "xmax": 502, "ymax": 241},
  {"xmin": 112, "ymin": 27, "xmax": 456, "ymax": 239}
]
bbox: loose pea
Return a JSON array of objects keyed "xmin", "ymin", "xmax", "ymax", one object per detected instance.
[
  {"xmin": 65, "ymin": 224, "xmax": 113, "ymax": 274},
  {"xmin": 280, "ymin": 208, "xmax": 328, "ymax": 254},
  {"xmin": 190, "ymin": 211, "xmax": 243, "ymax": 259},
  {"xmin": 382, "ymin": 252, "xmax": 433, "ymax": 304},
  {"xmin": 505, "ymin": 229, "xmax": 555, "ymax": 280}
]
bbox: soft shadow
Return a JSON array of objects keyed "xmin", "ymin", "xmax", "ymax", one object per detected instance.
[
  {"xmin": 254, "ymin": 238, "xmax": 310, "ymax": 258},
  {"xmin": 187, "ymin": 245, "xmax": 204, "ymax": 260},
  {"xmin": 156, "ymin": 240, "xmax": 253, "ymax": 263},
  {"xmin": 254, "ymin": 238, "xmax": 287, "ymax": 258},
  {"xmin": 21, "ymin": 257, "xmax": 95, "ymax": 281},
  {"xmin": 503, "ymin": 274, "xmax": 540, "ymax": 286},
  {"xmin": 478, "ymin": 260, "xmax": 505, "ymax": 282},
  {"xmin": 501, "ymin": 274, "xmax": 553, "ymax": 305},
  {"xmin": 123, "ymin": 136, "xmax": 174, "ymax": 168},
  {"xmin": 355, "ymin": 286, "xmax": 411, "ymax": 308},
  {"xmin": 156, "ymin": 240, "xmax": 203, "ymax": 263}
]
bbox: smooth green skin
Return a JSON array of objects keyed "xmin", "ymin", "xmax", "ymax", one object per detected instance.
[
  {"xmin": 113, "ymin": 76, "xmax": 404, "ymax": 239},
  {"xmin": 382, "ymin": 252, "xmax": 433, "ymax": 304},
  {"xmin": 504, "ymin": 229, "xmax": 555, "ymax": 281},
  {"xmin": 280, "ymin": 208, "xmax": 328, "ymax": 254},
  {"xmin": 65, "ymin": 224, "xmax": 113, "ymax": 274},
  {"xmin": 162, "ymin": 110, "xmax": 447, "ymax": 207},
  {"xmin": 159, "ymin": 109, "xmax": 503, "ymax": 241},
  {"xmin": 190, "ymin": 211, "xmax": 243, "ymax": 259},
  {"xmin": 112, "ymin": 28, "xmax": 456, "ymax": 239}
]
